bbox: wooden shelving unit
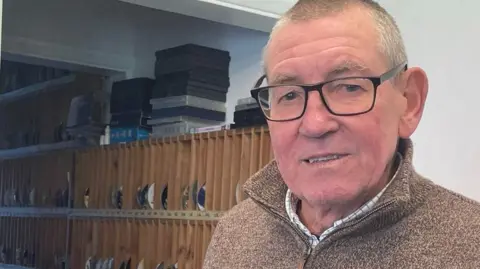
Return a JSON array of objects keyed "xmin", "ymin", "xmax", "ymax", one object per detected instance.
[{"xmin": 0, "ymin": 126, "xmax": 273, "ymax": 269}]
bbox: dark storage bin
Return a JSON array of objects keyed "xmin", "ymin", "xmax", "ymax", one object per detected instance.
[
  {"xmin": 110, "ymin": 111, "xmax": 150, "ymax": 128},
  {"xmin": 233, "ymin": 107, "xmax": 267, "ymax": 127},
  {"xmin": 110, "ymin": 78, "xmax": 154, "ymax": 114},
  {"xmin": 155, "ymin": 43, "xmax": 230, "ymax": 62}
]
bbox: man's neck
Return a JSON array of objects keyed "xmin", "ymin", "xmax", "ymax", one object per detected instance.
[
  {"xmin": 297, "ymin": 154, "xmax": 400, "ymax": 236},
  {"xmin": 297, "ymin": 198, "xmax": 364, "ymax": 235}
]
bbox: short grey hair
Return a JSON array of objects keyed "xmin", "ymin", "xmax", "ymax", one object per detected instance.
[{"xmin": 262, "ymin": 0, "xmax": 407, "ymax": 73}]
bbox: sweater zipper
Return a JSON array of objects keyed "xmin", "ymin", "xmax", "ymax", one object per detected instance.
[
  {"xmin": 299, "ymin": 200, "xmax": 396, "ymax": 268},
  {"xmin": 297, "ymin": 246, "xmax": 312, "ymax": 269},
  {"xmin": 252, "ymin": 201, "xmax": 314, "ymax": 268},
  {"xmin": 252, "ymin": 197, "xmax": 397, "ymax": 268},
  {"xmin": 254, "ymin": 200, "xmax": 311, "ymax": 246}
]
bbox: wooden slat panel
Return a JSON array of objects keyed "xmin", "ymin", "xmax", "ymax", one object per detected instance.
[{"xmin": 0, "ymin": 126, "xmax": 272, "ymax": 268}]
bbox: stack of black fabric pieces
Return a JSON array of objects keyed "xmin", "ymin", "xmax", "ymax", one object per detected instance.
[
  {"xmin": 233, "ymin": 97, "xmax": 267, "ymax": 128},
  {"xmin": 109, "ymin": 78, "xmax": 154, "ymax": 143},
  {"xmin": 149, "ymin": 44, "xmax": 230, "ymax": 138}
]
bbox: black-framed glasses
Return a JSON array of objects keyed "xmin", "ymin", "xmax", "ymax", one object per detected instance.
[{"xmin": 250, "ymin": 61, "xmax": 408, "ymax": 122}]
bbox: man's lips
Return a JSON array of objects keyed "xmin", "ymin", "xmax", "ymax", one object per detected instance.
[{"xmin": 302, "ymin": 153, "xmax": 350, "ymax": 164}]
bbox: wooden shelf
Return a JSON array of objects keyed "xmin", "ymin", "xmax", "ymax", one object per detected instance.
[
  {"xmin": 0, "ymin": 75, "xmax": 76, "ymax": 105},
  {"xmin": 0, "ymin": 141, "xmax": 87, "ymax": 160}
]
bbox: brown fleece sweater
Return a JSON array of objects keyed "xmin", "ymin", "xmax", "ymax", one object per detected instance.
[{"xmin": 203, "ymin": 139, "xmax": 480, "ymax": 269}]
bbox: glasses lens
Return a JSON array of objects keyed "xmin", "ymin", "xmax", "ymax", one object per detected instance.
[
  {"xmin": 322, "ymin": 78, "xmax": 375, "ymax": 115},
  {"xmin": 257, "ymin": 85, "xmax": 306, "ymax": 121}
]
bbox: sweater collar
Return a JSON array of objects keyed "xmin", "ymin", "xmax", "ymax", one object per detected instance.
[
  {"xmin": 243, "ymin": 138, "xmax": 419, "ymax": 237},
  {"xmin": 285, "ymin": 152, "xmax": 403, "ymax": 244}
]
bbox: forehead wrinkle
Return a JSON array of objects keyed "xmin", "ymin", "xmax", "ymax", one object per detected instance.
[
  {"xmin": 267, "ymin": 35, "xmax": 369, "ymax": 74},
  {"xmin": 271, "ymin": 37, "xmax": 357, "ymax": 66},
  {"xmin": 267, "ymin": 16, "xmax": 375, "ymax": 60},
  {"xmin": 292, "ymin": 37, "xmax": 358, "ymax": 57},
  {"xmin": 265, "ymin": 11, "xmax": 382, "ymax": 74},
  {"xmin": 269, "ymin": 51, "xmax": 370, "ymax": 85}
]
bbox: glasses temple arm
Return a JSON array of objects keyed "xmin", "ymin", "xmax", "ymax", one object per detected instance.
[{"xmin": 253, "ymin": 75, "xmax": 267, "ymax": 88}]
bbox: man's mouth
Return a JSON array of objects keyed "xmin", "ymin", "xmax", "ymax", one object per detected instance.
[{"xmin": 303, "ymin": 154, "xmax": 349, "ymax": 164}]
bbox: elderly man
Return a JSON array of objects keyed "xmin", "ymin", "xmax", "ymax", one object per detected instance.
[{"xmin": 203, "ymin": 0, "xmax": 480, "ymax": 268}]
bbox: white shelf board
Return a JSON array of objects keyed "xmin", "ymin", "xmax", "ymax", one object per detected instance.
[
  {"xmin": 0, "ymin": 74, "xmax": 76, "ymax": 105},
  {"xmin": 218, "ymin": 0, "xmax": 296, "ymax": 15},
  {"xmin": 0, "ymin": 141, "xmax": 86, "ymax": 160},
  {"xmin": 118, "ymin": 0, "xmax": 282, "ymax": 33}
]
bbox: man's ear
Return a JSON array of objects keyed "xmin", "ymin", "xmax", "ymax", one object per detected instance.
[{"xmin": 398, "ymin": 67, "xmax": 429, "ymax": 138}]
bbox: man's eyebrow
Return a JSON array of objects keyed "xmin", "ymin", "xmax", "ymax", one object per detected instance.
[
  {"xmin": 325, "ymin": 61, "xmax": 370, "ymax": 81},
  {"xmin": 269, "ymin": 74, "xmax": 299, "ymax": 85}
]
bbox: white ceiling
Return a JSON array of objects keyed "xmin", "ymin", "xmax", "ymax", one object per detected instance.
[
  {"xmin": 215, "ymin": 0, "xmax": 297, "ymax": 15},
  {"xmin": 217, "ymin": 0, "xmax": 396, "ymax": 16}
]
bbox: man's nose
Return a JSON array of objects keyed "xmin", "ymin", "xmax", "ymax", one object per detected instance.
[{"xmin": 298, "ymin": 91, "xmax": 340, "ymax": 138}]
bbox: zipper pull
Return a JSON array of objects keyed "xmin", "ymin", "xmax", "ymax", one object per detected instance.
[{"xmin": 297, "ymin": 247, "xmax": 312, "ymax": 269}]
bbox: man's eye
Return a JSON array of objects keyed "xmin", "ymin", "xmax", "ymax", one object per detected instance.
[
  {"xmin": 342, "ymin": 84, "xmax": 363, "ymax": 92},
  {"xmin": 279, "ymin": 91, "xmax": 299, "ymax": 102}
]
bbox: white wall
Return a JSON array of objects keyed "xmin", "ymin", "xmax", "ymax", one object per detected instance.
[
  {"xmin": 377, "ymin": 0, "xmax": 480, "ymax": 202},
  {"xmin": 2, "ymin": 0, "xmax": 269, "ymax": 123}
]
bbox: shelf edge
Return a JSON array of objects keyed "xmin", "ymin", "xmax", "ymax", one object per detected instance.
[
  {"xmin": 0, "ymin": 207, "xmax": 69, "ymax": 218},
  {"xmin": 69, "ymin": 209, "xmax": 223, "ymax": 221},
  {"xmin": 0, "ymin": 207, "xmax": 224, "ymax": 221},
  {"xmin": 0, "ymin": 264, "xmax": 36, "ymax": 269},
  {"xmin": 118, "ymin": 0, "xmax": 279, "ymax": 33},
  {"xmin": 0, "ymin": 141, "xmax": 87, "ymax": 160},
  {"xmin": 0, "ymin": 74, "xmax": 76, "ymax": 104}
]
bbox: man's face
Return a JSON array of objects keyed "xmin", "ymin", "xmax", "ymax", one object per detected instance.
[{"xmin": 265, "ymin": 7, "xmax": 419, "ymax": 207}]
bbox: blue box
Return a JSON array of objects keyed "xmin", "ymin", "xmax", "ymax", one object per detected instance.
[{"xmin": 110, "ymin": 127, "xmax": 150, "ymax": 144}]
